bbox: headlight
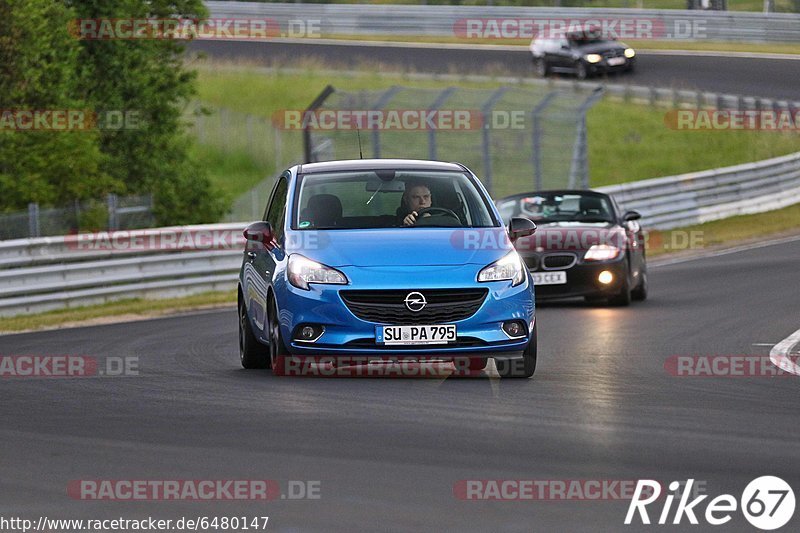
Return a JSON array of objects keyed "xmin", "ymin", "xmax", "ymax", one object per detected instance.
[
  {"xmin": 624, "ymin": 48, "xmax": 635, "ymax": 58},
  {"xmin": 584, "ymin": 244, "xmax": 621, "ymax": 262},
  {"xmin": 287, "ymin": 254, "xmax": 348, "ymax": 290},
  {"xmin": 584, "ymin": 54, "xmax": 602, "ymax": 64},
  {"xmin": 478, "ymin": 252, "xmax": 525, "ymax": 286}
]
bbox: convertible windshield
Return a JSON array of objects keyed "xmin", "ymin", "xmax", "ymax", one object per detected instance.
[
  {"xmin": 294, "ymin": 170, "xmax": 496, "ymax": 229},
  {"xmin": 497, "ymin": 193, "xmax": 614, "ymax": 224}
]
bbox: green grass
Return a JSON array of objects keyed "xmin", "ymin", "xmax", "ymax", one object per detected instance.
[
  {"xmin": 0, "ymin": 291, "xmax": 236, "ymax": 334},
  {"xmin": 587, "ymin": 100, "xmax": 800, "ymax": 186},
  {"xmin": 193, "ymin": 61, "xmax": 800, "ymax": 195},
  {"xmin": 188, "ymin": 144, "xmax": 269, "ymax": 205},
  {"xmin": 647, "ymin": 203, "xmax": 800, "ymax": 257}
]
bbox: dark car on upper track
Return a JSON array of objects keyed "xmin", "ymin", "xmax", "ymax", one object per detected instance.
[
  {"xmin": 496, "ymin": 189, "xmax": 647, "ymax": 305},
  {"xmin": 530, "ymin": 31, "xmax": 636, "ymax": 79}
]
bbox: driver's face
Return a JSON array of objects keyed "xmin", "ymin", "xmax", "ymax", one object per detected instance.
[{"xmin": 406, "ymin": 185, "xmax": 431, "ymax": 212}]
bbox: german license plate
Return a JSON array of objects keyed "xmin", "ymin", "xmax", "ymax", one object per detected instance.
[
  {"xmin": 376, "ymin": 325, "xmax": 456, "ymax": 345},
  {"xmin": 607, "ymin": 57, "xmax": 626, "ymax": 66},
  {"xmin": 531, "ymin": 271, "xmax": 567, "ymax": 285}
]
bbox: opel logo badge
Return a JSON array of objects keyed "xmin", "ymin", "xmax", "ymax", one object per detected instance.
[{"xmin": 404, "ymin": 292, "xmax": 427, "ymax": 312}]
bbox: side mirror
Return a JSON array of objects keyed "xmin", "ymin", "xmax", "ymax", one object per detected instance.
[
  {"xmin": 243, "ymin": 221, "xmax": 274, "ymax": 251},
  {"xmin": 623, "ymin": 211, "xmax": 642, "ymax": 222},
  {"xmin": 508, "ymin": 217, "xmax": 537, "ymax": 242}
]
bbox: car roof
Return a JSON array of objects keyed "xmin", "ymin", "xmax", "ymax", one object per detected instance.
[
  {"xmin": 497, "ymin": 189, "xmax": 611, "ymax": 202},
  {"xmin": 296, "ymin": 159, "xmax": 466, "ymax": 175}
]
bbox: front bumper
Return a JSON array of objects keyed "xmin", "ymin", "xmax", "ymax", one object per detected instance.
[
  {"xmin": 275, "ymin": 265, "xmax": 535, "ymax": 357},
  {"xmin": 531, "ymin": 256, "xmax": 627, "ymax": 300},
  {"xmin": 587, "ymin": 57, "xmax": 635, "ymax": 74}
]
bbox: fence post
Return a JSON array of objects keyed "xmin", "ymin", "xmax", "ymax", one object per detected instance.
[
  {"xmin": 569, "ymin": 87, "xmax": 605, "ymax": 189},
  {"xmin": 27, "ymin": 202, "xmax": 40, "ymax": 238},
  {"xmin": 531, "ymin": 91, "xmax": 558, "ymax": 191},
  {"xmin": 107, "ymin": 193, "xmax": 118, "ymax": 231},
  {"xmin": 370, "ymin": 86, "xmax": 402, "ymax": 159},
  {"xmin": 427, "ymin": 87, "xmax": 455, "ymax": 160},
  {"xmin": 480, "ymin": 87, "xmax": 510, "ymax": 194}
]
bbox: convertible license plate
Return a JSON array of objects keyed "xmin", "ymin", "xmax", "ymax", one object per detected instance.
[
  {"xmin": 377, "ymin": 325, "xmax": 456, "ymax": 345},
  {"xmin": 531, "ymin": 271, "xmax": 567, "ymax": 285},
  {"xmin": 607, "ymin": 57, "xmax": 626, "ymax": 66}
]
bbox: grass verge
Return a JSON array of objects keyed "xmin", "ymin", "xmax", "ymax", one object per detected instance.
[{"xmin": 0, "ymin": 291, "xmax": 236, "ymax": 334}]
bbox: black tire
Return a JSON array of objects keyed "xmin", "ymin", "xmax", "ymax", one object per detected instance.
[
  {"xmin": 268, "ymin": 296, "xmax": 289, "ymax": 376},
  {"xmin": 576, "ymin": 61, "xmax": 588, "ymax": 80},
  {"xmin": 534, "ymin": 57, "xmax": 549, "ymax": 77},
  {"xmin": 239, "ymin": 300, "xmax": 270, "ymax": 369},
  {"xmin": 608, "ymin": 263, "xmax": 632, "ymax": 307},
  {"xmin": 631, "ymin": 269, "xmax": 648, "ymax": 301},
  {"xmin": 496, "ymin": 323, "xmax": 537, "ymax": 378}
]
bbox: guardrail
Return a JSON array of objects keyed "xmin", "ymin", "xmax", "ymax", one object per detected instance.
[
  {"xmin": 598, "ymin": 151, "xmax": 800, "ymax": 229},
  {"xmin": 206, "ymin": 2, "xmax": 800, "ymax": 43},
  {"xmin": 2, "ymin": 150, "xmax": 799, "ymax": 317}
]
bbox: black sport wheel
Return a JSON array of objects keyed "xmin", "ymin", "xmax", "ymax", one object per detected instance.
[
  {"xmin": 576, "ymin": 61, "xmax": 588, "ymax": 80},
  {"xmin": 496, "ymin": 323, "xmax": 537, "ymax": 378},
  {"xmin": 268, "ymin": 297, "xmax": 289, "ymax": 376},
  {"xmin": 608, "ymin": 263, "xmax": 632, "ymax": 306},
  {"xmin": 631, "ymin": 270, "xmax": 648, "ymax": 301},
  {"xmin": 535, "ymin": 57, "xmax": 549, "ymax": 77},
  {"xmin": 239, "ymin": 300, "xmax": 270, "ymax": 369}
]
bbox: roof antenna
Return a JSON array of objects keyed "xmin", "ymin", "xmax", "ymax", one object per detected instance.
[{"xmin": 356, "ymin": 128, "xmax": 364, "ymax": 159}]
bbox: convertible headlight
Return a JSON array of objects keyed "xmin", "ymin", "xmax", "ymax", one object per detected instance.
[
  {"xmin": 624, "ymin": 48, "xmax": 636, "ymax": 58},
  {"xmin": 584, "ymin": 54, "xmax": 602, "ymax": 64},
  {"xmin": 287, "ymin": 254, "xmax": 348, "ymax": 290},
  {"xmin": 584, "ymin": 244, "xmax": 621, "ymax": 262},
  {"xmin": 478, "ymin": 252, "xmax": 525, "ymax": 286}
]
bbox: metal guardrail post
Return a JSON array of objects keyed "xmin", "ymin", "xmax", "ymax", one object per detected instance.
[
  {"xmin": 27, "ymin": 203, "xmax": 40, "ymax": 238},
  {"xmin": 480, "ymin": 87, "xmax": 509, "ymax": 194},
  {"xmin": 531, "ymin": 91, "xmax": 558, "ymax": 191},
  {"xmin": 427, "ymin": 87, "xmax": 455, "ymax": 161},
  {"xmin": 370, "ymin": 86, "xmax": 402, "ymax": 159}
]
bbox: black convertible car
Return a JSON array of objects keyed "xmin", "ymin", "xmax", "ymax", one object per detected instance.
[{"xmin": 497, "ymin": 190, "xmax": 647, "ymax": 305}]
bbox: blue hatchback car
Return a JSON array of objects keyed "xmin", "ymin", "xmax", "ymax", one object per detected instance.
[{"xmin": 238, "ymin": 159, "xmax": 538, "ymax": 377}]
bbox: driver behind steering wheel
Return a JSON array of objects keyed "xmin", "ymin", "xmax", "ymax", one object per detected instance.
[{"xmin": 399, "ymin": 182, "xmax": 432, "ymax": 226}]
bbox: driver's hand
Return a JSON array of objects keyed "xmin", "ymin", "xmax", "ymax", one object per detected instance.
[{"xmin": 403, "ymin": 211, "xmax": 418, "ymax": 226}]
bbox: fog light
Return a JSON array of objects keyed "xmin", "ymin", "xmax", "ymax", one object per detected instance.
[
  {"xmin": 598, "ymin": 270, "xmax": 614, "ymax": 284},
  {"xmin": 293, "ymin": 324, "xmax": 324, "ymax": 342},
  {"xmin": 502, "ymin": 320, "xmax": 527, "ymax": 339}
]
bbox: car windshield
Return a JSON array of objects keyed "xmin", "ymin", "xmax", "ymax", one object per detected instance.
[
  {"xmin": 294, "ymin": 169, "xmax": 496, "ymax": 229},
  {"xmin": 496, "ymin": 193, "xmax": 614, "ymax": 224}
]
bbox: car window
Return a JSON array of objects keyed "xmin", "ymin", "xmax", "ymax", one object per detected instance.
[
  {"xmin": 266, "ymin": 177, "xmax": 288, "ymax": 240},
  {"xmin": 501, "ymin": 193, "xmax": 614, "ymax": 224},
  {"xmin": 294, "ymin": 170, "xmax": 497, "ymax": 229}
]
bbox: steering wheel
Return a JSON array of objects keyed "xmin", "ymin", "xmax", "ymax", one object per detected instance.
[{"xmin": 416, "ymin": 207, "xmax": 461, "ymax": 221}]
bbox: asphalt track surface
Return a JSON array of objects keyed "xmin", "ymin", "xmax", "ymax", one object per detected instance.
[
  {"xmin": 190, "ymin": 40, "xmax": 800, "ymax": 102},
  {"xmin": 3, "ymin": 237, "xmax": 800, "ymax": 531}
]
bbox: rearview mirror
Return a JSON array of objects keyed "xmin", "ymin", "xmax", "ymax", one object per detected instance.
[
  {"xmin": 243, "ymin": 221, "xmax": 274, "ymax": 251},
  {"xmin": 508, "ymin": 217, "xmax": 537, "ymax": 242},
  {"xmin": 623, "ymin": 211, "xmax": 642, "ymax": 221}
]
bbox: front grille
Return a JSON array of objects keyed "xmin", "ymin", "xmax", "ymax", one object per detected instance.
[
  {"xmin": 340, "ymin": 289, "xmax": 488, "ymax": 325},
  {"xmin": 603, "ymin": 49, "xmax": 624, "ymax": 58},
  {"xmin": 542, "ymin": 253, "xmax": 577, "ymax": 270},
  {"xmin": 522, "ymin": 255, "xmax": 539, "ymax": 270}
]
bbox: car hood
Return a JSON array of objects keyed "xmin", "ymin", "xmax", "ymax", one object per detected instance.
[
  {"xmin": 286, "ymin": 228, "xmax": 515, "ymax": 267},
  {"xmin": 576, "ymin": 42, "xmax": 626, "ymax": 54},
  {"xmin": 513, "ymin": 222, "xmax": 625, "ymax": 253}
]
